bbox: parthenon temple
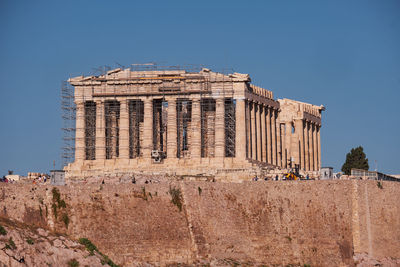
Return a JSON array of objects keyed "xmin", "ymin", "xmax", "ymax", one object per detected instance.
[{"xmin": 63, "ymin": 66, "xmax": 325, "ymax": 181}]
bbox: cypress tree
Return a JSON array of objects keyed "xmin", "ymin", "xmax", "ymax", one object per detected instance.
[{"xmin": 341, "ymin": 146, "xmax": 369, "ymax": 175}]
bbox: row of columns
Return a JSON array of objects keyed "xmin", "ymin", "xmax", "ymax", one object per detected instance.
[
  {"xmin": 291, "ymin": 119, "xmax": 320, "ymax": 171},
  {"xmin": 75, "ymin": 97, "xmax": 233, "ymax": 161},
  {"xmin": 245, "ymin": 100, "xmax": 282, "ymax": 167},
  {"xmin": 244, "ymin": 101, "xmax": 321, "ymax": 171},
  {"xmin": 296, "ymin": 120, "xmax": 320, "ymax": 171},
  {"xmin": 75, "ymin": 98, "xmax": 321, "ymax": 171}
]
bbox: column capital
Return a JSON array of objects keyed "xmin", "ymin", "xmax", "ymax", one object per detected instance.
[
  {"xmin": 143, "ymin": 97, "xmax": 152, "ymax": 103},
  {"xmin": 192, "ymin": 98, "xmax": 201, "ymax": 104},
  {"xmin": 216, "ymin": 98, "xmax": 225, "ymax": 104},
  {"xmin": 75, "ymin": 100, "xmax": 85, "ymax": 106},
  {"xmin": 164, "ymin": 96, "xmax": 177, "ymax": 102}
]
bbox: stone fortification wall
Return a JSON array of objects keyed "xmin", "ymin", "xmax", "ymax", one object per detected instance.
[{"xmin": 0, "ymin": 180, "xmax": 399, "ymax": 266}]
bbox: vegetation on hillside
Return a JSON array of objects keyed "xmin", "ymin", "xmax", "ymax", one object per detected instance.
[{"xmin": 78, "ymin": 238, "xmax": 119, "ymax": 267}]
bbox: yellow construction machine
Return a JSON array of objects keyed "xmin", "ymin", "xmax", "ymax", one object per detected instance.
[
  {"xmin": 284, "ymin": 164, "xmax": 303, "ymax": 180},
  {"xmin": 284, "ymin": 172, "xmax": 300, "ymax": 180}
]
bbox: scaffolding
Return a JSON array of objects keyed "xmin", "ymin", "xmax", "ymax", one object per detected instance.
[
  {"xmin": 201, "ymin": 98, "xmax": 216, "ymax": 158},
  {"xmin": 224, "ymin": 98, "xmax": 236, "ymax": 157},
  {"xmin": 152, "ymin": 99, "xmax": 168, "ymax": 158},
  {"xmin": 61, "ymin": 81, "xmax": 76, "ymax": 167},
  {"xmin": 61, "ymin": 63, "xmax": 237, "ymax": 167},
  {"xmin": 177, "ymin": 99, "xmax": 192, "ymax": 158},
  {"xmin": 128, "ymin": 100, "xmax": 144, "ymax": 158},
  {"xmin": 105, "ymin": 100, "xmax": 120, "ymax": 159},
  {"xmin": 84, "ymin": 101, "xmax": 96, "ymax": 160}
]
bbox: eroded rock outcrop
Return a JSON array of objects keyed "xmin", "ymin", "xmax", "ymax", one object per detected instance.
[
  {"xmin": 0, "ymin": 180, "xmax": 399, "ymax": 266},
  {"xmin": 0, "ymin": 218, "xmax": 112, "ymax": 267}
]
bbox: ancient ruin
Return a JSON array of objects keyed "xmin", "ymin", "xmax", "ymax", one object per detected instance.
[{"xmin": 62, "ymin": 65, "xmax": 325, "ymax": 180}]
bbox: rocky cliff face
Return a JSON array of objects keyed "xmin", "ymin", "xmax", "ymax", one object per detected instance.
[
  {"xmin": 0, "ymin": 218, "xmax": 109, "ymax": 267},
  {"xmin": 0, "ymin": 180, "xmax": 399, "ymax": 266}
]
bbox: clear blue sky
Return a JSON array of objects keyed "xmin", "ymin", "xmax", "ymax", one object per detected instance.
[{"xmin": 0, "ymin": 1, "xmax": 399, "ymax": 175}]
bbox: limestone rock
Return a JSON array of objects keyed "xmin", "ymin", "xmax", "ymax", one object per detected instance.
[{"xmin": 0, "ymin": 220, "xmax": 105, "ymax": 267}]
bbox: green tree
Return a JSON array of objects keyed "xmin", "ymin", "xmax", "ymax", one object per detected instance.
[{"xmin": 341, "ymin": 146, "xmax": 369, "ymax": 175}]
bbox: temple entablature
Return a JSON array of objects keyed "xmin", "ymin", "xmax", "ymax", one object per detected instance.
[{"xmin": 278, "ymin": 98, "xmax": 325, "ymax": 125}]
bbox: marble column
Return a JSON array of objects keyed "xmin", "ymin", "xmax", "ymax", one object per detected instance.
[
  {"xmin": 276, "ymin": 120, "xmax": 282, "ymax": 167},
  {"xmin": 167, "ymin": 98, "xmax": 177, "ymax": 158},
  {"xmin": 285, "ymin": 122, "xmax": 292, "ymax": 168},
  {"xmin": 75, "ymin": 101, "xmax": 85, "ymax": 161},
  {"xmin": 266, "ymin": 107, "xmax": 272, "ymax": 164},
  {"xmin": 191, "ymin": 99, "xmax": 201, "ymax": 159},
  {"xmin": 106, "ymin": 101, "xmax": 120, "ymax": 159},
  {"xmin": 235, "ymin": 98, "xmax": 247, "ymax": 160},
  {"xmin": 261, "ymin": 105, "xmax": 266, "ymax": 162},
  {"xmin": 317, "ymin": 125, "xmax": 321, "ymax": 170},
  {"xmin": 308, "ymin": 122, "xmax": 313, "ymax": 171},
  {"xmin": 295, "ymin": 119, "xmax": 304, "ymax": 169},
  {"xmin": 95, "ymin": 100, "xmax": 105, "ymax": 160},
  {"xmin": 310, "ymin": 122, "xmax": 317, "ymax": 171},
  {"xmin": 304, "ymin": 121, "xmax": 310, "ymax": 171},
  {"xmin": 312, "ymin": 124, "xmax": 317, "ymax": 171},
  {"xmin": 281, "ymin": 123, "xmax": 286, "ymax": 168},
  {"xmin": 215, "ymin": 98, "xmax": 225, "ymax": 159},
  {"xmin": 142, "ymin": 98, "xmax": 153, "ymax": 160},
  {"xmin": 250, "ymin": 102, "xmax": 256, "ymax": 160},
  {"xmin": 119, "ymin": 99, "xmax": 129, "ymax": 159},
  {"xmin": 245, "ymin": 100, "xmax": 251, "ymax": 159},
  {"xmin": 256, "ymin": 104, "xmax": 262, "ymax": 161},
  {"xmin": 271, "ymin": 109, "xmax": 277, "ymax": 165}
]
